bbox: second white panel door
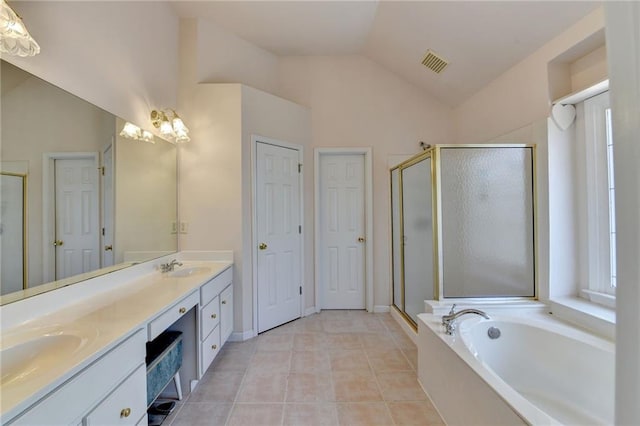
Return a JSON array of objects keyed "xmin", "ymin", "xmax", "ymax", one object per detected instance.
[
  {"xmin": 256, "ymin": 141, "xmax": 302, "ymax": 333},
  {"xmin": 319, "ymin": 154, "xmax": 366, "ymax": 309},
  {"xmin": 55, "ymin": 158, "xmax": 100, "ymax": 280}
]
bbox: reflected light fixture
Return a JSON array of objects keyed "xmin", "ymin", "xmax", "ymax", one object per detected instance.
[
  {"xmin": 0, "ymin": 0, "xmax": 40, "ymax": 57},
  {"xmin": 150, "ymin": 109, "xmax": 190, "ymax": 143},
  {"xmin": 119, "ymin": 122, "xmax": 155, "ymax": 144}
]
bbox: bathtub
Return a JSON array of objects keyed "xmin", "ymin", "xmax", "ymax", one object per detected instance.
[{"xmin": 417, "ymin": 312, "xmax": 614, "ymax": 425}]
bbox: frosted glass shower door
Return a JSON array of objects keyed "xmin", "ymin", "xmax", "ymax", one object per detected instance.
[
  {"xmin": 391, "ymin": 168, "xmax": 403, "ymax": 311},
  {"xmin": 401, "ymin": 157, "xmax": 434, "ymax": 322},
  {"xmin": 439, "ymin": 147, "xmax": 535, "ymax": 298},
  {"xmin": 1, "ymin": 173, "xmax": 26, "ymax": 295}
]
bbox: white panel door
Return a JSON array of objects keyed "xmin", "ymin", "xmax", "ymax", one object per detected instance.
[
  {"xmin": 319, "ymin": 154, "xmax": 365, "ymax": 309},
  {"xmin": 101, "ymin": 143, "xmax": 114, "ymax": 267},
  {"xmin": 55, "ymin": 158, "xmax": 100, "ymax": 280},
  {"xmin": 256, "ymin": 142, "xmax": 302, "ymax": 333}
]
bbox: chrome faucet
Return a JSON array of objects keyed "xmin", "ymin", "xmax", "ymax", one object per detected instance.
[
  {"xmin": 441, "ymin": 304, "xmax": 490, "ymax": 335},
  {"xmin": 160, "ymin": 259, "xmax": 183, "ymax": 273}
]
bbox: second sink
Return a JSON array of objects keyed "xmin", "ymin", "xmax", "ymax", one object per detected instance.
[{"xmin": 168, "ymin": 266, "xmax": 212, "ymax": 278}]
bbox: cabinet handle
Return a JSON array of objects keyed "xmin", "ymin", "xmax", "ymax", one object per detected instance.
[
  {"xmin": 211, "ymin": 313, "xmax": 217, "ymax": 319},
  {"xmin": 120, "ymin": 408, "xmax": 131, "ymax": 418},
  {"xmin": 221, "ymin": 300, "xmax": 227, "ymax": 305},
  {"xmin": 179, "ymin": 307, "xmax": 186, "ymax": 314},
  {"xmin": 212, "ymin": 344, "xmax": 217, "ymax": 350}
]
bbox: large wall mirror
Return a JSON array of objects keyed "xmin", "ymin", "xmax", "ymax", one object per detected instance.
[{"xmin": 0, "ymin": 60, "xmax": 178, "ymax": 304}]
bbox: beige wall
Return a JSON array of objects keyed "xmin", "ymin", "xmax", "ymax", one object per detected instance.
[
  {"xmin": 453, "ymin": 7, "xmax": 605, "ymax": 145},
  {"xmin": 114, "ymin": 118, "xmax": 178, "ymax": 264},
  {"xmin": 278, "ymin": 55, "xmax": 454, "ymax": 309},
  {"xmin": 5, "ymin": 2, "xmax": 179, "ymax": 131}
]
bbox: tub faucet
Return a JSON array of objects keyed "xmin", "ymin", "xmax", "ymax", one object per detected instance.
[
  {"xmin": 442, "ymin": 304, "xmax": 490, "ymax": 335},
  {"xmin": 160, "ymin": 259, "xmax": 183, "ymax": 273}
]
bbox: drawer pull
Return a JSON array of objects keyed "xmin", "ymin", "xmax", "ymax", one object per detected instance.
[
  {"xmin": 179, "ymin": 307, "xmax": 186, "ymax": 314},
  {"xmin": 221, "ymin": 300, "xmax": 227, "ymax": 305},
  {"xmin": 211, "ymin": 313, "xmax": 217, "ymax": 319},
  {"xmin": 212, "ymin": 344, "xmax": 217, "ymax": 350},
  {"xmin": 120, "ymin": 408, "xmax": 131, "ymax": 418}
]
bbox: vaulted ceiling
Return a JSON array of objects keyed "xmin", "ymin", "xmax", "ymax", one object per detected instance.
[{"xmin": 171, "ymin": 1, "xmax": 602, "ymax": 106}]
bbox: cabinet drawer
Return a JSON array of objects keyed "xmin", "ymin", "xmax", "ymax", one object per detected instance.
[
  {"xmin": 85, "ymin": 364, "xmax": 146, "ymax": 426},
  {"xmin": 200, "ymin": 267, "xmax": 232, "ymax": 306},
  {"xmin": 13, "ymin": 329, "xmax": 145, "ymax": 425},
  {"xmin": 148, "ymin": 291, "xmax": 199, "ymax": 341},
  {"xmin": 200, "ymin": 296, "xmax": 220, "ymax": 341},
  {"xmin": 220, "ymin": 284, "xmax": 233, "ymax": 343},
  {"xmin": 200, "ymin": 325, "xmax": 221, "ymax": 375}
]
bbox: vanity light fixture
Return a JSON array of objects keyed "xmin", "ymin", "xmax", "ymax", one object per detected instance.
[
  {"xmin": 0, "ymin": 0, "xmax": 40, "ymax": 57},
  {"xmin": 119, "ymin": 121, "xmax": 155, "ymax": 144},
  {"xmin": 150, "ymin": 109, "xmax": 190, "ymax": 143}
]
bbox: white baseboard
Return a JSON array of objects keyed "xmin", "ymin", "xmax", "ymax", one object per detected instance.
[
  {"xmin": 229, "ymin": 329, "xmax": 255, "ymax": 342},
  {"xmin": 304, "ymin": 306, "xmax": 318, "ymax": 316},
  {"xmin": 373, "ymin": 305, "xmax": 390, "ymax": 313}
]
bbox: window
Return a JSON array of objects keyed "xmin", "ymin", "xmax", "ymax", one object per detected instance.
[{"xmin": 581, "ymin": 91, "xmax": 616, "ymax": 306}]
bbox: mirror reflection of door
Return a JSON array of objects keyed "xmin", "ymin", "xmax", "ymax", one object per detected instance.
[
  {"xmin": 0, "ymin": 172, "xmax": 26, "ymax": 295},
  {"xmin": 53, "ymin": 157, "xmax": 100, "ymax": 280},
  {"xmin": 101, "ymin": 142, "xmax": 114, "ymax": 268}
]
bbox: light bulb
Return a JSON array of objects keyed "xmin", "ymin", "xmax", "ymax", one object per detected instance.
[
  {"xmin": 172, "ymin": 117, "xmax": 188, "ymax": 134},
  {"xmin": 159, "ymin": 120, "xmax": 175, "ymax": 137},
  {"xmin": 140, "ymin": 130, "xmax": 155, "ymax": 144},
  {"xmin": 120, "ymin": 122, "xmax": 141, "ymax": 140}
]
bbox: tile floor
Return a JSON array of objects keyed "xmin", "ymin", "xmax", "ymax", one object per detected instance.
[{"xmin": 165, "ymin": 311, "xmax": 444, "ymax": 425}]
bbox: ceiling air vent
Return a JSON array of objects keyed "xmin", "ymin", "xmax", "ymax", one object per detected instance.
[{"xmin": 421, "ymin": 50, "xmax": 449, "ymax": 74}]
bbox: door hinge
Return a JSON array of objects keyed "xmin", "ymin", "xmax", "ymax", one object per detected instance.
[
  {"xmin": 298, "ymin": 163, "xmax": 302, "ymax": 173},
  {"xmin": 298, "ymin": 225, "xmax": 302, "ymax": 234},
  {"xmin": 299, "ymin": 286, "xmax": 302, "ymax": 295},
  {"xmin": 102, "ymin": 227, "xmax": 105, "ymax": 236},
  {"xmin": 98, "ymin": 166, "xmax": 105, "ymax": 176}
]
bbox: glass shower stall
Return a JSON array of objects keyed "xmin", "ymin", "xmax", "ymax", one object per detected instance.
[{"xmin": 391, "ymin": 145, "xmax": 537, "ymax": 326}]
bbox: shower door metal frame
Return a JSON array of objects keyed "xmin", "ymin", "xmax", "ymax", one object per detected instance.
[
  {"xmin": 0, "ymin": 172, "xmax": 28, "ymax": 291},
  {"xmin": 390, "ymin": 150, "xmax": 439, "ymax": 329}
]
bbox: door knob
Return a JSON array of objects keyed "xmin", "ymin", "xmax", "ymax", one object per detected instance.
[
  {"xmin": 53, "ymin": 240, "xmax": 64, "ymax": 246},
  {"xmin": 104, "ymin": 245, "xmax": 113, "ymax": 251},
  {"xmin": 357, "ymin": 237, "xmax": 365, "ymax": 243},
  {"xmin": 259, "ymin": 243, "xmax": 268, "ymax": 250}
]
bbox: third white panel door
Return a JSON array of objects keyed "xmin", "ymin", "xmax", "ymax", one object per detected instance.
[
  {"xmin": 319, "ymin": 154, "xmax": 366, "ymax": 309},
  {"xmin": 256, "ymin": 142, "xmax": 302, "ymax": 333},
  {"xmin": 55, "ymin": 158, "xmax": 100, "ymax": 280}
]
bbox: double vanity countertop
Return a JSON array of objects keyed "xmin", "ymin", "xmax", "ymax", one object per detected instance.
[{"xmin": 0, "ymin": 259, "xmax": 233, "ymax": 423}]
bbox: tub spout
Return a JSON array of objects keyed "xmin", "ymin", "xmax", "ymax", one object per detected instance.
[{"xmin": 442, "ymin": 304, "xmax": 490, "ymax": 335}]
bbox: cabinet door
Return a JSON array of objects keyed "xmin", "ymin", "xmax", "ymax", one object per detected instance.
[
  {"xmin": 200, "ymin": 295, "xmax": 220, "ymax": 341},
  {"xmin": 200, "ymin": 325, "xmax": 221, "ymax": 375},
  {"xmin": 220, "ymin": 284, "xmax": 233, "ymax": 343},
  {"xmin": 85, "ymin": 365, "xmax": 146, "ymax": 426}
]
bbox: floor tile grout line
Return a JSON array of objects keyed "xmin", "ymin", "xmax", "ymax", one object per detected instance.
[
  {"xmin": 363, "ymin": 339, "xmax": 398, "ymax": 426},
  {"xmin": 224, "ymin": 342, "xmax": 258, "ymax": 425}
]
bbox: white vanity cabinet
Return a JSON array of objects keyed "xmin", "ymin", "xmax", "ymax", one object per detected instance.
[
  {"xmin": 198, "ymin": 267, "xmax": 233, "ymax": 376},
  {"xmin": 10, "ymin": 330, "xmax": 146, "ymax": 426}
]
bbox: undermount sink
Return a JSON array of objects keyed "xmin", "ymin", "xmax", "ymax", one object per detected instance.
[
  {"xmin": 168, "ymin": 266, "xmax": 212, "ymax": 278},
  {"xmin": 1, "ymin": 334, "xmax": 86, "ymax": 387}
]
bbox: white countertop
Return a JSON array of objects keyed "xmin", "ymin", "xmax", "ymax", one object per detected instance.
[{"xmin": 0, "ymin": 260, "xmax": 232, "ymax": 423}]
